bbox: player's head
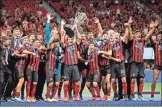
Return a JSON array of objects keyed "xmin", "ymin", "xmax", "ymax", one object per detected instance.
[
  {"xmin": 33, "ymin": 39, "xmax": 40, "ymax": 48},
  {"xmin": 13, "ymin": 28, "xmax": 22, "ymax": 37},
  {"xmin": 87, "ymin": 32, "xmax": 94, "ymax": 41},
  {"xmin": 51, "ymin": 40, "xmax": 59, "ymax": 48},
  {"xmin": 80, "ymin": 33, "xmax": 87, "ymax": 41},
  {"xmin": 21, "ymin": 36, "xmax": 29, "ymax": 46},
  {"xmin": 88, "ymin": 42, "xmax": 95, "ymax": 52},
  {"xmin": 51, "ymin": 27, "xmax": 60, "ymax": 40},
  {"xmin": 134, "ymin": 30, "xmax": 142, "ymax": 39},
  {"xmin": 113, "ymin": 32, "xmax": 120, "ymax": 43},
  {"xmin": 37, "ymin": 34, "xmax": 43, "ymax": 44},
  {"xmin": 102, "ymin": 32, "xmax": 109, "ymax": 41},
  {"xmin": 1, "ymin": 37, "xmax": 11, "ymax": 47}
]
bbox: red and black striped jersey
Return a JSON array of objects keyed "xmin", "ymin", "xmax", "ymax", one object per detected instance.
[
  {"xmin": 112, "ymin": 40, "xmax": 124, "ymax": 62},
  {"xmin": 64, "ymin": 44, "xmax": 78, "ymax": 66},
  {"xmin": 131, "ymin": 38, "xmax": 145, "ymax": 63},
  {"xmin": 99, "ymin": 41, "xmax": 113, "ymax": 66}
]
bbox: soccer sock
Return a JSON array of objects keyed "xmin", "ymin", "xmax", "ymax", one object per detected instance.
[
  {"xmin": 131, "ymin": 79, "xmax": 135, "ymax": 95},
  {"xmin": 87, "ymin": 86, "xmax": 96, "ymax": 97},
  {"xmin": 46, "ymin": 84, "xmax": 53, "ymax": 99},
  {"xmin": 122, "ymin": 82, "xmax": 127, "ymax": 95},
  {"xmin": 58, "ymin": 81, "xmax": 63, "ymax": 96},
  {"xmin": 64, "ymin": 84, "xmax": 69, "ymax": 98},
  {"xmin": 51, "ymin": 85, "xmax": 59, "ymax": 98},
  {"xmin": 79, "ymin": 79, "xmax": 86, "ymax": 95},
  {"xmin": 94, "ymin": 84, "xmax": 100, "ymax": 97},
  {"xmin": 26, "ymin": 81, "xmax": 31, "ymax": 97},
  {"xmin": 107, "ymin": 87, "xmax": 111, "ymax": 96},
  {"xmin": 139, "ymin": 79, "xmax": 144, "ymax": 95},
  {"xmin": 31, "ymin": 84, "xmax": 37, "ymax": 97},
  {"xmin": 74, "ymin": 83, "xmax": 80, "ymax": 98},
  {"xmin": 112, "ymin": 82, "xmax": 117, "ymax": 95}
]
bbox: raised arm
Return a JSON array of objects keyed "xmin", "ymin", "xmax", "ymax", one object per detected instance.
[
  {"xmin": 144, "ymin": 19, "xmax": 160, "ymax": 41},
  {"xmin": 94, "ymin": 17, "xmax": 103, "ymax": 38}
]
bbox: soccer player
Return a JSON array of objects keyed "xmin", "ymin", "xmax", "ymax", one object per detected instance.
[
  {"xmin": 128, "ymin": 18, "xmax": 159, "ymax": 101},
  {"xmin": 98, "ymin": 32, "xmax": 113, "ymax": 101},
  {"xmin": 26, "ymin": 39, "xmax": 45, "ymax": 102},
  {"xmin": 150, "ymin": 25, "xmax": 161, "ymax": 101},
  {"xmin": 60, "ymin": 20, "xmax": 81, "ymax": 101}
]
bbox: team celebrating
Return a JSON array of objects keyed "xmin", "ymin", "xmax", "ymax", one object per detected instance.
[{"xmin": 0, "ymin": 10, "xmax": 161, "ymax": 103}]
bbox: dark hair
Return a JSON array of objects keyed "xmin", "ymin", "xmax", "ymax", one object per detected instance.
[{"xmin": 64, "ymin": 27, "xmax": 74, "ymax": 38}]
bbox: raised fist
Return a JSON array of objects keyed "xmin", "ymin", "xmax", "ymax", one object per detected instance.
[{"xmin": 47, "ymin": 13, "xmax": 53, "ymax": 20}]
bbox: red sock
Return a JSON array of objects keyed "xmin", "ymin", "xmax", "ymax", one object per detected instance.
[
  {"xmin": 13, "ymin": 91, "xmax": 20, "ymax": 98},
  {"xmin": 46, "ymin": 85, "xmax": 52, "ymax": 99},
  {"xmin": 94, "ymin": 85, "xmax": 100, "ymax": 97},
  {"xmin": 51, "ymin": 85, "xmax": 59, "ymax": 98},
  {"xmin": 64, "ymin": 84, "xmax": 69, "ymax": 98},
  {"xmin": 131, "ymin": 80, "xmax": 135, "ymax": 95},
  {"xmin": 112, "ymin": 83, "xmax": 117, "ymax": 95},
  {"xmin": 107, "ymin": 87, "xmax": 111, "ymax": 96},
  {"xmin": 122, "ymin": 82, "xmax": 127, "ymax": 95},
  {"xmin": 139, "ymin": 79, "xmax": 144, "ymax": 94},
  {"xmin": 26, "ymin": 81, "xmax": 31, "ymax": 97},
  {"xmin": 151, "ymin": 90, "xmax": 155, "ymax": 96},
  {"xmin": 87, "ymin": 86, "xmax": 96, "ymax": 97},
  {"xmin": 74, "ymin": 83, "xmax": 80, "ymax": 98},
  {"xmin": 31, "ymin": 84, "xmax": 37, "ymax": 97}
]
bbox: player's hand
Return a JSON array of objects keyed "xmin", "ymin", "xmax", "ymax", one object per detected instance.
[
  {"xmin": 94, "ymin": 17, "xmax": 100, "ymax": 24},
  {"xmin": 85, "ymin": 61, "xmax": 88, "ymax": 65},
  {"xmin": 115, "ymin": 58, "xmax": 121, "ymax": 62},
  {"xmin": 47, "ymin": 13, "xmax": 53, "ymax": 20},
  {"xmin": 32, "ymin": 53, "xmax": 36, "ymax": 56},
  {"xmin": 154, "ymin": 19, "xmax": 160, "ymax": 27},
  {"xmin": 128, "ymin": 16, "xmax": 133, "ymax": 24},
  {"xmin": 149, "ymin": 21, "xmax": 154, "ymax": 28},
  {"xmin": 61, "ymin": 19, "xmax": 66, "ymax": 26}
]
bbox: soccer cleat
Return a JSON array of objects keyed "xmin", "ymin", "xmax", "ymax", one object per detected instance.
[
  {"xmin": 74, "ymin": 96, "xmax": 80, "ymax": 101},
  {"xmin": 58, "ymin": 95, "xmax": 62, "ymax": 101},
  {"xmin": 64, "ymin": 97, "xmax": 69, "ymax": 102},
  {"xmin": 46, "ymin": 98, "xmax": 53, "ymax": 102},
  {"xmin": 51, "ymin": 98, "xmax": 58, "ymax": 102},
  {"xmin": 123, "ymin": 94, "xmax": 129, "ymax": 101},
  {"xmin": 0, "ymin": 97, "xmax": 6, "ymax": 102},
  {"xmin": 14, "ymin": 97, "xmax": 23, "ymax": 102},
  {"xmin": 95, "ymin": 96, "xmax": 102, "ymax": 101},
  {"xmin": 31, "ymin": 97, "xmax": 37, "ymax": 102},
  {"xmin": 26, "ymin": 97, "xmax": 31, "ymax": 102},
  {"xmin": 138, "ymin": 94, "xmax": 145, "ymax": 101},
  {"xmin": 79, "ymin": 94, "xmax": 83, "ymax": 100},
  {"xmin": 89, "ymin": 96, "xmax": 96, "ymax": 101},
  {"xmin": 102, "ymin": 95, "xmax": 107, "ymax": 101},
  {"xmin": 149, "ymin": 96, "xmax": 155, "ymax": 101},
  {"xmin": 113, "ymin": 94, "xmax": 119, "ymax": 101},
  {"xmin": 107, "ymin": 95, "xmax": 111, "ymax": 101},
  {"xmin": 130, "ymin": 94, "xmax": 136, "ymax": 101}
]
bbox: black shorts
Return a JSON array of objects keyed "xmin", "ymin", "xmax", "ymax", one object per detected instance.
[
  {"xmin": 86, "ymin": 71, "xmax": 100, "ymax": 82},
  {"xmin": 154, "ymin": 65, "xmax": 162, "ymax": 71},
  {"xmin": 63, "ymin": 65, "xmax": 80, "ymax": 81},
  {"xmin": 130, "ymin": 62, "xmax": 145, "ymax": 78},
  {"xmin": 100, "ymin": 65, "xmax": 111, "ymax": 76},
  {"xmin": 111, "ymin": 61, "xmax": 126, "ymax": 78},
  {"xmin": 78, "ymin": 63, "xmax": 88, "ymax": 72},
  {"xmin": 46, "ymin": 68, "xmax": 60, "ymax": 83},
  {"xmin": 15, "ymin": 65, "xmax": 24, "ymax": 79},
  {"xmin": 26, "ymin": 68, "xmax": 38, "ymax": 82}
]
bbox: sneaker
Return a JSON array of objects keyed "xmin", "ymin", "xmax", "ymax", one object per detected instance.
[
  {"xmin": 107, "ymin": 95, "xmax": 111, "ymax": 101},
  {"xmin": 10, "ymin": 97, "xmax": 17, "ymax": 102},
  {"xmin": 95, "ymin": 96, "xmax": 102, "ymax": 101},
  {"xmin": 113, "ymin": 94, "xmax": 119, "ymax": 101},
  {"xmin": 46, "ymin": 98, "xmax": 53, "ymax": 102},
  {"xmin": 64, "ymin": 97, "xmax": 69, "ymax": 102},
  {"xmin": 102, "ymin": 95, "xmax": 107, "ymax": 101},
  {"xmin": 123, "ymin": 94, "xmax": 129, "ymax": 101},
  {"xmin": 58, "ymin": 95, "xmax": 62, "ymax": 101},
  {"xmin": 26, "ymin": 97, "xmax": 31, "ymax": 102},
  {"xmin": 130, "ymin": 94, "xmax": 136, "ymax": 101},
  {"xmin": 74, "ymin": 96, "xmax": 80, "ymax": 101},
  {"xmin": 37, "ymin": 96, "xmax": 45, "ymax": 102},
  {"xmin": 89, "ymin": 96, "xmax": 96, "ymax": 101},
  {"xmin": 149, "ymin": 96, "xmax": 155, "ymax": 101},
  {"xmin": 138, "ymin": 94, "xmax": 145, "ymax": 101},
  {"xmin": 69, "ymin": 95, "xmax": 73, "ymax": 101},
  {"xmin": 31, "ymin": 97, "xmax": 37, "ymax": 102},
  {"xmin": 14, "ymin": 97, "xmax": 23, "ymax": 102},
  {"xmin": 5, "ymin": 97, "xmax": 13, "ymax": 102},
  {"xmin": 51, "ymin": 98, "xmax": 58, "ymax": 102},
  {"xmin": 0, "ymin": 97, "xmax": 6, "ymax": 102},
  {"xmin": 79, "ymin": 94, "xmax": 83, "ymax": 100}
]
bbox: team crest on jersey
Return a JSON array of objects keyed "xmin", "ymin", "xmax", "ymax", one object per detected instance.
[
  {"xmin": 135, "ymin": 41, "xmax": 143, "ymax": 54},
  {"xmin": 113, "ymin": 43, "xmax": 120, "ymax": 52},
  {"xmin": 158, "ymin": 44, "xmax": 162, "ymax": 50}
]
